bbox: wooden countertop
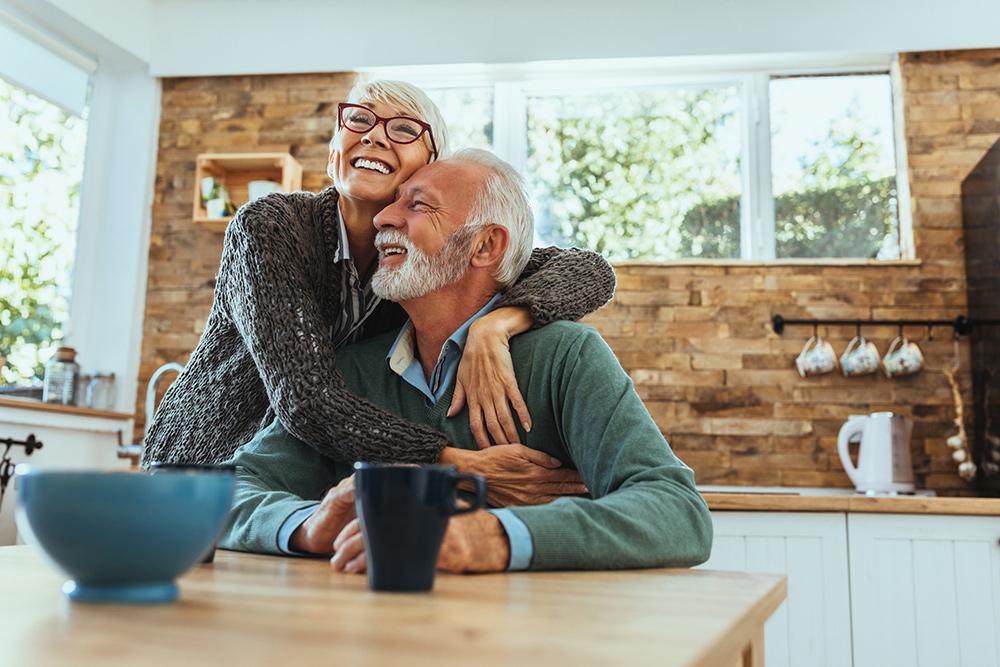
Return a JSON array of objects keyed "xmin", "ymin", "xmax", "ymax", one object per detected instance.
[
  {"xmin": 0, "ymin": 545, "xmax": 785, "ymax": 667},
  {"xmin": 703, "ymin": 492, "xmax": 1000, "ymax": 515},
  {"xmin": 0, "ymin": 396, "xmax": 133, "ymax": 420}
]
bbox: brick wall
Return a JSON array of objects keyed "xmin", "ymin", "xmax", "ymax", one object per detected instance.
[{"xmin": 137, "ymin": 52, "xmax": 1000, "ymax": 495}]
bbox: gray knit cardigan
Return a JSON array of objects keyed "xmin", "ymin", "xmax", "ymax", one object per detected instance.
[{"xmin": 141, "ymin": 187, "xmax": 616, "ymax": 467}]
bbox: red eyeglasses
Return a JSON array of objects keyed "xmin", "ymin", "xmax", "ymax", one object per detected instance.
[{"xmin": 337, "ymin": 103, "xmax": 438, "ymax": 159}]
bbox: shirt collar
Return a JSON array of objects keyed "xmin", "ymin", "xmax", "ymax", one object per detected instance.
[
  {"xmin": 387, "ymin": 292, "xmax": 504, "ymax": 404},
  {"xmin": 333, "ymin": 203, "xmax": 351, "ymax": 264}
]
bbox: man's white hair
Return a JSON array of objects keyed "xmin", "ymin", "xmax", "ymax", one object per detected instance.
[
  {"xmin": 452, "ymin": 148, "xmax": 534, "ymax": 287},
  {"xmin": 346, "ymin": 78, "xmax": 449, "ymax": 160}
]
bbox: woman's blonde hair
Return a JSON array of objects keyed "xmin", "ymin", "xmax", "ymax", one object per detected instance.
[{"xmin": 344, "ymin": 78, "xmax": 449, "ymax": 161}]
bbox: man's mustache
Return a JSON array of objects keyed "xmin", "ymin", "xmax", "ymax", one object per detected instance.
[{"xmin": 375, "ymin": 230, "xmax": 416, "ymax": 257}]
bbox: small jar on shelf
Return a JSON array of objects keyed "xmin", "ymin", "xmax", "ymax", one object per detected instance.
[{"xmin": 42, "ymin": 347, "xmax": 80, "ymax": 406}]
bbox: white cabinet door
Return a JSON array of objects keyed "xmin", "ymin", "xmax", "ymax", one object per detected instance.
[
  {"xmin": 697, "ymin": 511, "xmax": 853, "ymax": 667},
  {"xmin": 848, "ymin": 513, "xmax": 1000, "ymax": 667}
]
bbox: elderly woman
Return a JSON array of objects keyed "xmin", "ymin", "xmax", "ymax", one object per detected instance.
[{"xmin": 142, "ymin": 80, "xmax": 615, "ymax": 501}]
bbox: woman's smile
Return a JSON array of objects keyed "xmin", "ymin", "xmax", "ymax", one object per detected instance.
[{"xmin": 350, "ymin": 156, "xmax": 395, "ymax": 176}]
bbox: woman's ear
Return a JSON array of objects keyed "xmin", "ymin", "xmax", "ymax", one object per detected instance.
[{"xmin": 469, "ymin": 225, "xmax": 510, "ymax": 271}]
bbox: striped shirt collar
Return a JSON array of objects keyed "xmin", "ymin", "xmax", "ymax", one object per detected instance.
[
  {"xmin": 328, "ymin": 202, "xmax": 381, "ymax": 348},
  {"xmin": 333, "ymin": 204, "xmax": 351, "ymax": 264}
]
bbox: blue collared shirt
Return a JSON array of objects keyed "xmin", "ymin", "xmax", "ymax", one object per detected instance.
[{"xmin": 277, "ymin": 292, "xmax": 534, "ymax": 570}]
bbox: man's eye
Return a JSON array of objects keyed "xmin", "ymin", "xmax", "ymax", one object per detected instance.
[{"xmin": 412, "ymin": 200, "xmax": 429, "ymax": 210}]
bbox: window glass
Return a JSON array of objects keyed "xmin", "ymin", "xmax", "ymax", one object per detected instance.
[
  {"xmin": 424, "ymin": 87, "xmax": 494, "ymax": 153},
  {"xmin": 0, "ymin": 77, "xmax": 88, "ymax": 386},
  {"xmin": 526, "ymin": 85, "xmax": 742, "ymax": 260},
  {"xmin": 770, "ymin": 73, "xmax": 899, "ymax": 259}
]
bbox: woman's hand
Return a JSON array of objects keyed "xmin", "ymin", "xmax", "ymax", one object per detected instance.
[
  {"xmin": 442, "ymin": 445, "xmax": 588, "ymax": 507},
  {"xmin": 289, "ymin": 475, "xmax": 356, "ymax": 555},
  {"xmin": 448, "ymin": 307, "xmax": 534, "ymax": 449}
]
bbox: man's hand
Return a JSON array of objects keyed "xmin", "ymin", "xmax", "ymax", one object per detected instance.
[
  {"xmin": 289, "ymin": 475, "xmax": 356, "ymax": 555},
  {"xmin": 330, "ymin": 511, "xmax": 510, "ymax": 575},
  {"xmin": 329, "ymin": 518, "xmax": 366, "ymax": 573},
  {"xmin": 438, "ymin": 510, "xmax": 510, "ymax": 573},
  {"xmin": 441, "ymin": 444, "xmax": 588, "ymax": 507}
]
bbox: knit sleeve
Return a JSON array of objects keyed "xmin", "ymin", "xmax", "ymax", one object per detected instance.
[
  {"xmin": 216, "ymin": 198, "xmax": 447, "ymax": 464},
  {"xmin": 496, "ymin": 246, "xmax": 616, "ymax": 327}
]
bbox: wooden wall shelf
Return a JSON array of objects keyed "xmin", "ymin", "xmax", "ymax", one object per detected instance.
[{"xmin": 192, "ymin": 152, "xmax": 303, "ymax": 232}]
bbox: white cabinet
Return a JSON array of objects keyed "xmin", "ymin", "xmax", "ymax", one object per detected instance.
[
  {"xmin": 697, "ymin": 511, "xmax": 853, "ymax": 667},
  {"xmin": 848, "ymin": 513, "xmax": 1000, "ymax": 667},
  {"xmin": 0, "ymin": 407, "xmax": 131, "ymax": 545}
]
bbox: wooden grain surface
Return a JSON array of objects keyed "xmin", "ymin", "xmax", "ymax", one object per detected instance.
[
  {"xmin": 703, "ymin": 492, "xmax": 1000, "ymax": 515},
  {"xmin": 0, "ymin": 545, "xmax": 785, "ymax": 667}
]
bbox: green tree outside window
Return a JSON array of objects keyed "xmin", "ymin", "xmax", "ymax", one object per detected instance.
[{"xmin": 0, "ymin": 77, "xmax": 87, "ymax": 385}]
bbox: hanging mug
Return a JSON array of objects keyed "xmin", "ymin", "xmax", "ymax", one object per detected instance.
[
  {"xmin": 840, "ymin": 336, "xmax": 881, "ymax": 377},
  {"xmin": 796, "ymin": 335, "xmax": 837, "ymax": 377},
  {"xmin": 882, "ymin": 335, "xmax": 924, "ymax": 378}
]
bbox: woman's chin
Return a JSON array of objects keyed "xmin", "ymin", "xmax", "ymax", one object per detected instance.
[{"xmin": 337, "ymin": 180, "xmax": 395, "ymax": 207}]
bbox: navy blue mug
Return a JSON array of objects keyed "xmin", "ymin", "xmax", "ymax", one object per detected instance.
[{"xmin": 353, "ymin": 463, "xmax": 488, "ymax": 592}]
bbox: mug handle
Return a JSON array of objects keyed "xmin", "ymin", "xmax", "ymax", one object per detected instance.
[
  {"xmin": 448, "ymin": 473, "xmax": 488, "ymax": 515},
  {"xmin": 800, "ymin": 335, "xmax": 819, "ymax": 356},
  {"xmin": 885, "ymin": 335, "xmax": 904, "ymax": 358}
]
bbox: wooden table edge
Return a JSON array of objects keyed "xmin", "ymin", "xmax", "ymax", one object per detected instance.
[{"xmin": 686, "ymin": 573, "xmax": 787, "ymax": 667}]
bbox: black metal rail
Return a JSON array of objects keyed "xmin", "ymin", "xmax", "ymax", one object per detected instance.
[
  {"xmin": 771, "ymin": 314, "xmax": 1000, "ymax": 336},
  {"xmin": 0, "ymin": 434, "xmax": 43, "ymax": 512}
]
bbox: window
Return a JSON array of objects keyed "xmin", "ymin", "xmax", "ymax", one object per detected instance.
[
  {"xmin": 0, "ymin": 22, "xmax": 91, "ymax": 387},
  {"xmin": 770, "ymin": 74, "xmax": 899, "ymax": 259},
  {"xmin": 410, "ymin": 57, "xmax": 906, "ymax": 262},
  {"xmin": 425, "ymin": 87, "xmax": 494, "ymax": 151},
  {"xmin": 526, "ymin": 85, "xmax": 742, "ymax": 259}
]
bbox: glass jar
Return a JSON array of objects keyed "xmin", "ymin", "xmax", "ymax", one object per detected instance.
[
  {"xmin": 85, "ymin": 372, "xmax": 117, "ymax": 411},
  {"xmin": 42, "ymin": 347, "xmax": 80, "ymax": 405}
]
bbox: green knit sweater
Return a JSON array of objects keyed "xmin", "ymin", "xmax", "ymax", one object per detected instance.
[{"xmin": 220, "ymin": 321, "xmax": 712, "ymax": 570}]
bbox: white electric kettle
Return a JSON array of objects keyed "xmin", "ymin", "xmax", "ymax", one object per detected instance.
[{"xmin": 837, "ymin": 412, "xmax": 915, "ymax": 493}]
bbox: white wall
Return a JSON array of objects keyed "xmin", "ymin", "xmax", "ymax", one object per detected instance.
[
  {"xmin": 84, "ymin": 0, "xmax": 1000, "ymax": 77},
  {"xmin": 43, "ymin": 0, "xmax": 152, "ymax": 64}
]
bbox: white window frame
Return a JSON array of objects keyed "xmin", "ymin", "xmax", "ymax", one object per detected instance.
[{"xmin": 369, "ymin": 52, "xmax": 911, "ymax": 262}]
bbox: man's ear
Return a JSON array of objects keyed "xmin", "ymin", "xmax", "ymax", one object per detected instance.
[{"xmin": 469, "ymin": 225, "xmax": 510, "ymax": 271}]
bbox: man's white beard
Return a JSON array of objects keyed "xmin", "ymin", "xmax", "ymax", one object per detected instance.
[{"xmin": 371, "ymin": 226, "xmax": 479, "ymax": 302}]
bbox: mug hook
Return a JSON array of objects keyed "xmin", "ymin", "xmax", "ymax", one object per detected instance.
[
  {"xmin": 927, "ymin": 324, "xmax": 934, "ymax": 341},
  {"xmin": 855, "ymin": 321, "xmax": 861, "ymax": 338},
  {"xmin": 812, "ymin": 321, "xmax": 819, "ymax": 338}
]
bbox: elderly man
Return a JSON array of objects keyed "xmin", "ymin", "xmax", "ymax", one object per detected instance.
[{"xmin": 219, "ymin": 149, "xmax": 712, "ymax": 573}]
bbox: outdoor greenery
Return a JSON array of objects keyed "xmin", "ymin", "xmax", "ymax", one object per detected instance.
[
  {"xmin": 527, "ymin": 87, "xmax": 898, "ymax": 260},
  {"xmin": 0, "ymin": 77, "xmax": 87, "ymax": 385},
  {"xmin": 528, "ymin": 87, "xmax": 742, "ymax": 259}
]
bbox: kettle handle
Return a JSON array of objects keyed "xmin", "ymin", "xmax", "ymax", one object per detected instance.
[{"xmin": 837, "ymin": 417, "xmax": 867, "ymax": 487}]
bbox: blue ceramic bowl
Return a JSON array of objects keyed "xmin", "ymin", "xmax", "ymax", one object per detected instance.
[{"xmin": 15, "ymin": 467, "xmax": 235, "ymax": 604}]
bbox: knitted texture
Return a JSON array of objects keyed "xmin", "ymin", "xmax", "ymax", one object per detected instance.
[{"xmin": 141, "ymin": 187, "xmax": 616, "ymax": 467}]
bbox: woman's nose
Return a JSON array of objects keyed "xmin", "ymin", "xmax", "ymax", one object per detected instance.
[{"xmin": 361, "ymin": 123, "xmax": 390, "ymax": 149}]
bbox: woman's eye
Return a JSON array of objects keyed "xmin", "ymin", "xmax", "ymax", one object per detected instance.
[{"xmin": 393, "ymin": 122, "xmax": 420, "ymax": 137}]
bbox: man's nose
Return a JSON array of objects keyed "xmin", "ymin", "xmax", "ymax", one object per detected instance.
[{"xmin": 373, "ymin": 201, "xmax": 405, "ymax": 231}]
